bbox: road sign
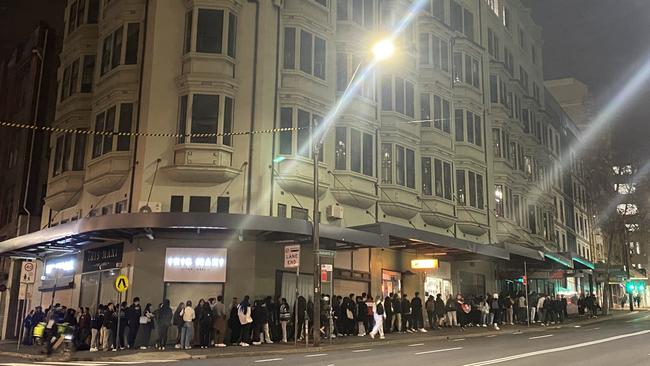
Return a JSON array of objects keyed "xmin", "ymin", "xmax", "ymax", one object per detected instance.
[
  {"xmin": 320, "ymin": 264, "xmax": 332, "ymax": 282},
  {"xmin": 18, "ymin": 283, "xmax": 32, "ymax": 300},
  {"xmin": 20, "ymin": 262, "xmax": 36, "ymax": 284},
  {"xmin": 115, "ymin": 275, "xmax": 129, "ymax": 293},
  {"xmin": 284, "ymin": 245, "xmax": 301, "ymax": 268}
]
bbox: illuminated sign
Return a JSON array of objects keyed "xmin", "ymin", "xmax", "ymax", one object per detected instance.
[
  {"xmin": 164, "ymin": 248, "xmax": 227, "ymax": 283},
  {"xmin": 45, "ymin": 258, "xmax": 75, "ymax": 275},
  {"xmin": 411, "ymin": 259, "xmax": 439, "ymax": 270}
]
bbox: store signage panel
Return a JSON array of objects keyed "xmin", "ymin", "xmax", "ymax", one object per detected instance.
[
  {"xmin": 164, "ymin": 248, "xmax": 227, "ymax": 283},
  {"xmin": 411, "ymin": 259, "xmax": 439, "ymax": 270},
  {"xmin": 83, "ymin": 243, "xmax": 124, "ymax": 272}
]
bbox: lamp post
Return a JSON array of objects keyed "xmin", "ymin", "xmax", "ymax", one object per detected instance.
[{"xmin": 311, "ymin": 38, "xmax": 395, "ymax": 346}]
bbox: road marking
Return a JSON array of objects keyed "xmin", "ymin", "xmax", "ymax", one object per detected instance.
[
  {"xmin": 528, "ymin": 334, "xmax": 554, "ymax": 340},
  {"xmin": 254, "ymin": 359, "xmax": 284, "ymax": 363},
  {"xmin": 462, "ymin": 330, "xmax": 650, "ymax": 366},
  {"xmin": 626, "ymin": 314, "xmax": 650, "ymax": 323},
  {"xmin": 352, "ymin": 348, "xmax": 372, "ymax": 353},
  {"xmin": 409, "ymin": 343, "xmax": 425, "ymax": 347},
  {"xmin": 587, "ymin": 327, "xmax": 600, "ymax": 331},
  {"xmin": 573, "ymin": 325, "xmax": 581, "ymax": 328},
  {"xmin": 415, "ymin": 347, "xmax": 462, "ymax": 355},
  {"xmin": 305, "ymin": 353, "xmax": 328, "ymax": 358},
  {"xmin": 36, "ymin": 363, "xmax": 106, "ymax": 366},
  {"xmin": 486, "ymin": 334, "xmax": 498, "ymax": 338},
  {"xmin": 452, "ymin": 338, "xmax": 466, "ymax": 342}
]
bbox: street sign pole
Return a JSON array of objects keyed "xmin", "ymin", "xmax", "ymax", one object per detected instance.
[{"xmin": 524, "ymin": 261, "xmax": 530, "ymax": 327}]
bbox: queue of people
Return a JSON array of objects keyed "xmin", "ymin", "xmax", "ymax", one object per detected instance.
[{"xmin": 22, "ymin": 290, "xmax": 597, "ymax": 352}]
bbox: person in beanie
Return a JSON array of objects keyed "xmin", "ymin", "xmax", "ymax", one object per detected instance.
[{"xmin": 155, "ymin": 299, "xmax": 172, "ymax": 350}]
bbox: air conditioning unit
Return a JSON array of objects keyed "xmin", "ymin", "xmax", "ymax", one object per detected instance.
[
  {"xmin": 326, "ymin": 205, "xmax": 344, "ymax": 220},
  {"xmin": 138, "ymin": 201, "xmax": 162, "ymax": 213}
]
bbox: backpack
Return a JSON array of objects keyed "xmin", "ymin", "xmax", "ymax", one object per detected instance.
[{"xmin": 376, "ymin": 303, "xmax": 385, "ymax": 316}]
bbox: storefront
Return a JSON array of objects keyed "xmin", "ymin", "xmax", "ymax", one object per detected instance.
[
  {"xmin": 38, "ymin": 255, "xmax": 76, "ymax": 308},
  {"xmin": 162, "ymin": 247, "xmax": 227, "ymax": 307},
  {"xmin": 423, "ymin": 261, "xmax": 453, "ymax": 299},
  {"xmin": 78, "ymin": 243, "xmax": 126, "ymax": 309},
  {"xmin": 381, "ymin": 269, "xmax": 401, "ymax": 297}
]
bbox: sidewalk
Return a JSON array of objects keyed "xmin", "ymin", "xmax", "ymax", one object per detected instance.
[{"xmin": 0, "ymin": 310, "xmax": 638, "ymax": 362}]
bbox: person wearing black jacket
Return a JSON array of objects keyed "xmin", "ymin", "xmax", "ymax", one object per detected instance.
[
  {"xmin": 383, "ymin": 295, "xmax": 393, "ymax": 333},
  {"xmin": 356, "ymin": 297, "xmax": 368, "ymax": 336},
  {"xmin": 197, "ymin": 300, "xmax": 213, "ymax": 348},
  {"xmin": 262, "ymin": 297, "xmax": 274, "ymax": 343},
  {"xmin": 155, "ymin": 300, "xmax": 173, "ymax": 350},
  {"xmin": 227, "ymin": 297, "xmax": 240, "ymax": 345},
  {"xmin": 102, "ymin": 303, "xmax": 116, "ymax": 351},
  {"xmin": 173, "ymin": 302, "xmax": 184, "ymax": 348},
  {"xmin": 411, "ymin": 292, "xmax": 425, "ymax": 332},
  {"xmin": 434, "ymin": 294, "xmax": 446, "ymax": 328},
  {"xmin": 391, "ymin": 294, "xmax": 402, "ymax": 332},
  {"xmin": 116, "ymin": 302, "xmax": 128, "ymax": 349},
  {"xmin": 251, "ymin": 300, "xmax": 264, "ymax": 345},
  {"xmin": 402, "ymin": 294, "xmax": 413, "ymax": 332},
  {"xmin": 295, "ymin": 296, "xmax": 307, "ymax": 340},
  {"xmin": 126, "ymin": 297, "xmax": 142, "ymax": 349},
  {"xmin": 90, "ymin": 305, "xmax": 103, "ymax": 352}
]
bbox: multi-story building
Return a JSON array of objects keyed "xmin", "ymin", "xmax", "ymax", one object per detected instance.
[
  {"xmin": 0, "ymin": 0, "xmax": 599, "ymax": 327},
  {"xmin": 0, "ymin": 22, "xmax": 59, "ymax": 338}
]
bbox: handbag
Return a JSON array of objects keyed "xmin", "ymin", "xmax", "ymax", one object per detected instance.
[
  {"xmin": 139, "ymin": 316, "xmax": 149, "ymax": 324},
  {"xmin": 346, "ymin": 309, "xmax": 353, "ymax": 320}
]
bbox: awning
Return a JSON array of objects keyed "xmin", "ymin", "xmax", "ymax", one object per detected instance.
[
  {"xmin": 504, "ymin": 243, "xmax": 545, "ymax": 261},
  {"xmin": 353, "ymin": 222, "xmax": 509, "ymax": 260},
  {"xmin": 544, "ymin": 252, "xmax": 574, "ymax": 269},
  {"xmin": 0, "ymin": 213, "xmax": 388, "ymax": 256}
]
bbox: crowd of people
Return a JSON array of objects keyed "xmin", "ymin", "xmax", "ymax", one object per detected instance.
[{"xmin": 21, "ymin": 290, "xmax": 601, "ymax": 352}]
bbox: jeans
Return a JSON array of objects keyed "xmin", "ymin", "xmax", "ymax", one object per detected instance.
[
  {"xmin": 128, "ymin": 323, "xmax": 139, "ymax": 349},
  {"xmin": 357, "ymin": 321, "xmax": 366, "ymax": 335},
  {"xmin": 530, "ymin": 307, "xmax": 537, "ymax": 323},
  {"xmin": 90, "ymin": 328, "xmax": 99, "ymax": 349},
  {"xmin": 446, "ymin": 311, "xmax": 457, "ymax": 326},
  {"xmin": 427, "ymin": 311, "xmax": 436, "ymax": 329},
  {"xmin": 262, "ymin": 323, "xmax": 272, "ymax": 343},
  {"xmin": 370, "ymin": 315, "xmax": 384, "ymax": 338},
  {"xmin": 392, "ymin": 313, "xmax": 402, "ymax": 332},
  {"xmin": 480, "ymin": 312, "xmax": 489, "ymax": 325},
  {"xmin": 181, "ymin": 321, "xmax": 194, "ymax": 348},
  {"xmin": 157, "ymin": 324, "xmax": 169, "ymax": 347},
  {"xmin": 506, "ymin": 308, "xmax": 514, "ymax": 324},
  {"xmin": 101, "ymin": 327, "xmax": 112, "ymax": 351}
]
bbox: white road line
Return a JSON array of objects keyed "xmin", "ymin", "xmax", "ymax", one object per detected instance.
[
  {"xmin": 462, "ymin": 330, "xmax": 650, "ymax": 366},
  {"xmin": 352, "ymin": 348, "xmax": 372, "ymax": 353},
  {"xmin": 452, "ymin": 338, "xmax": 466, "ymax": 342},
  {"xmin": 486, "ymin": 334, "xmax": 498, "ymax": 338},
  {"xmin": 36, "ymin": 363, "xmax": 106, "ymax": 366},
  {"xmin": 254, "ymin": 358, "xmax": 284, "ymax": 363},
  {"xmin": 415, "ymin": 347, "xmax": 462, "ymax": 355},
  {"xmin": 305, "ymin": 353, "xmax": 328, "ymax": 358},
  {"xmin": 528, "ymin": 334, "xmax": 554, "ymax": 340},
  {"xmin": 408, "ymin": 343, "xmax": 425, "ymax": 347},
  {"xmin": 573, "ymin": 325, "xmax": 581, "ymax": 328}
]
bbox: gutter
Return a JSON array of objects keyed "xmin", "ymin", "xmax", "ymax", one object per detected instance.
[{"xmin": 246, "ymin": 0, "xmax": 261, "ymax": 214}]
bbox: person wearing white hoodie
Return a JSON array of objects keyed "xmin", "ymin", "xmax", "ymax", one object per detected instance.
[
  {"xmin": 536, "ymin": 294, "xmax": 547, "ymax": 325},
  {"xmin": 369, "ymin": 296, "xmax": 386, "ymax": 340}
]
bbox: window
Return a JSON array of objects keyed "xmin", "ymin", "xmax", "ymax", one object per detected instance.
[
  {"xmin": 450, "ymin": 1, "xmax": 474, "ymax": 40},
  {"xmin": 292, "ymin": 206, "xmax": 308, "ymax": 220},
  {"xmin": 227, "ymin": 13, "xmax": 237, "ymax": 57},
  {"xmin": 421, "ymin": 157, "xmax": 432, "ymax": 196},
  {"xmin": 115, "ymin": 200, "xmax": 127, "ymax": 214},
  {"xmin": 88, "ymin": 0, "xmax": 99, "ymax": 23},
  {"xmin": 284, "ymin": 28, "xmax": 327, "ymax": 80},
  {"xmin": 170, "ymin": 196, "xmax": 184, "ymax": 212},
  {"xmin": 422, "ymin": 157, "xmax": 453, "ymax": 200},
  {"xmin": 72, "ymin": 132, "xmax": 87, "ymax": 171},
  {"xmin": 406, "ymin": 149, "xmax": 415, "ymax": 189},
  {"xmin": 81, "ymin": 55, "xmax": 95, "ymax": 93},
  {"xmin": 432, "ymin": 0, "xmax": 445, "ymax": 22},
  {"xmin": 420, "ymin": 94, "xmax": 451, "ymax": 133},
  {"xmin": 528, "ymin": 205, "xmax": 537, "ymax": 234},
  {"xmin": 125, "ymin": 23, "xmax": 139, "ymax": 64},
  {"xmin": 68, "ymin": 1, "xmax": 78, "ymax": 35},
  {"xmin": 487, "ymin": 28, "xmax": 499, "ymax": 60},
  {"xmin": 502, "ymin": 6, "xmax": 510, "ymax": 30},
  {"xmin": 396, "ymin": 145, "xmax": 405, "ymax": 186},
  {"xmin": 419, "ymin": 33, "xmax": 450, "ymax": 72},
  {"xmin": 457, "ymin": 170, "xmax": 483, "ymax": 209},
  {"xmin": 338, "ymin": 0, "xmax": 374, "ymax": 28},
  {"xmin": 277, "ymin": 107, "xmax": 323, "ymax": 160},
  {"xmin": 177, "ymin": 94, "xmax": 234, "ymax": 146},
  {"xmin": 336, "ymin": 53, "xmax": 374, "ymax": 98},
  {"xmin": 277, "ymin": 204, "xmax": 287, "ymax": 217},
  {"xmin": 455, "ymin": 110, "xmax": 482, "ymax": 146},
  {"xmin": 495, "ymin": 184, "xmax": 503, "ymax": 217},
  {"xmin": 101, "ymin": 24, "xmax": 140, "ymax": 75},
  {"xmin": 503, "ymin": 47, "xmax": 514, "ymax": 74},
  {"xmin": 189, "ymin": 196, "xmax": 211, "ymax": 213},
  {"xmin": 337, "ymin": 0, "xmax": 349, "ymax": 20},
  {"xmin": 111, "ymin": 26, "xmax": 123, "ymax": 69},
  {"xmin": 313, "ymin": 36, "xmax": 326, "ymax": 79},
  {"xmin": 382, "ymin": 76, "xmax": 415, "ymax": 117},
  {"xmin": 60, "ymin": 58, "xmax": 85, "ymax": 101},
  {"xmin": 183, "ymin": 11, "xmax": 192, "ymax": 54},
  {"xmin": 116, "ymin": 103, "xmax": 133, "ymax": 151},
  {"xmin": 197, "ymin": 9, "xmax": 224, "ymax": 53},
  {"xmin": 519, "ymin": 27, "xmax": 525, "ymax": 49},
  {"xmin": 216, "ymin": 197, "xmax": 230, "ymax": 213},
  {"xmin": 91, "ymin": 104, "xmax": 132, "ymax": 159},
  {"xmin": 53, "ymin": 135, "xmax": 70, "ymax": 177},
  {"xmin": 381, "ymin": 143, "xmax": 392, "ymax": 184},
  {"xmin": 335, "ymin": 127, "xmax": 347, "ymax": 170}
]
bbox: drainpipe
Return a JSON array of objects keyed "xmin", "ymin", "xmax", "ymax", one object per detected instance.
[
  {"xmin": 269, "ymin": 2, "xmax": 281, "ymax": 216},
  {"xmin": 20, "ymin": 27, "xmax": 49, "ymax": 237},
  {"xmin": 128, "ymin": 0, "xmax": 150, "ymax": 213},
  {"xmin": 477, "ymin": 0, "xmax": 492, "ymax": 245},
  {"xmin": 246, "ymin": 0, "xmax": 261, "ymax": 214}
]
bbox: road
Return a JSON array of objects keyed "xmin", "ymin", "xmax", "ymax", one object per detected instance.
[{"xmin": 1, "ymin": 312, "xmax": 650, "ymax": 366}]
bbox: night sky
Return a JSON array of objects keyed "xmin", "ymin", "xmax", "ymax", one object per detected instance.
[{"xmin": 529, "ymin": 0, "xmax": 650, "ymax": 161}]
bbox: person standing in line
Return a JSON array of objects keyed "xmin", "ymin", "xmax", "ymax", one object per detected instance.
[
  {"xmin": 173, "ymin": 302, "xmax": 185, "ymax": 348},
  {"xmin": 126, "ymin": 297, "xmax": 142, "ymax": 349},
  {"xmin": 138, "ymin": 303, "xmax": 154, "ymax": 349},
  {"xmin": 490, "ymin": 295, "xmax": 501, "ymax": 330},
  {"xmin": 402, "ymin": 294, "xmax": 414, "ymax": 332},
  {"xmin": 479, "ymin": 296, "xmax": 490, "ymax": 327},
  {"xmin": 261, "ymin": 297, "xmax": 274, "ymax": 344},
  {"xmin": 155, "ymin": 299, "xmax": 173, "ymax": 350},
  {"xmin": 296, "ymin": 295, "xmax": 307, "ymax": 340},
  {"xmin": 391, "ymin": 294, "xmax": 402, "ymax": 332},
  {"xmin": 434, "ymin": 294, "xmax": 446, "ymax": 328},
  {"xmin": 356, "ymin": 296, "xmax": 368, "ymax": 336},
  {"xmin": 77, "ymin": 307, "xmax": 91, "ymax": 349},
  {"xmin": 344, "ymin": 294, "xmax": 356, "ymax": 336},
  {"xmin": 212, "ymin": 296, "xmax": 227, "ymax": 347},
  {"xmin": 445, "ymin": 294, "xmax": 457, "ymax": 327},
  {"xmin": 504, "ymin": 295, "xmax": 514, "ymax": 325},
  {"xmin": 251, "ymin": 300, "xmax": 264, "ymax": 345},
  {"xmin": 101, "ymin": 303, "xmax": 116, "ymax": 351},
  {"xmin": 180, "ymin": 300, "xmax": 195, "ymax": 350},
  {"xmin": 369, "ymin": 296, "xmax": 386, "ymax": 340},
  {"xmin": 383, "ymin": 294, "xmax": 393, "ymax": 334},
  {"xmin": 90, "ymin": 306, "xmax": 102, "ymax": 352},
  {"xmin": 228, "ymin": 297, "xmax": 241, "ymax": 345},
  {"xmin": 116, "ymin": 302, "xmax": 128, "ymax": 349},
  {"xmin": 365, "ymin": 294, "xmax": 375, "ymax": 333},
  {"xmin": 279, "ymin": 298, "xmax": 291, "ymax": 343},
  {"xmin": 517, "ymin": 293, "xmax": 527, "ymax": 324},
  {"xmin": 237, "ymin": 296, "xmax": 253, "ymax": 346},
  {"xmin": 425, "ymin": 295, "xmax": 435, "ymax": 330},
  {"xmin": 412, "ymin": 292, "xmax": 426, "ymax": 332},
  {"xmin": 536, "ymin": 294, "xmax": 546, "ymax": 326},
  {"xmin": 561, "ymin": 295, "xmax": 568, "ymax": 320},
  {"xmin": 199, "ymin": 299, "xmax": 213, "ymax": 348}
]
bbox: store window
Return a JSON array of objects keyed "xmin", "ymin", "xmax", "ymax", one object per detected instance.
[{"xmin": 382, "ymin": 269, "xmax": 401, "ymax": 298}]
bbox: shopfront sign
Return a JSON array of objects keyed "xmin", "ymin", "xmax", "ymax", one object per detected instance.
[
  {"xmin": 164, "ymin": 248, "xmax": 227, "ymax": 283},
  {"xmin": 83, "ymin": 243, "xmax": 124, "ymax": 272},
  {"xmin": 411, "ymin": 259, "xmax": 439, "ymax": 270},
  {"xmin": 284, "ymin": 245, "xmax": 300, "ymax": 268},
  {"xmin": 45, "ymin": 257, "xmax": 76, "ymax": 276}
]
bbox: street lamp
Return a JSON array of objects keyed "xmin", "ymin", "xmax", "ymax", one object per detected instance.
[{"xmin": 311, "ymin": 38, "xmax": 395, "ymax": 346}]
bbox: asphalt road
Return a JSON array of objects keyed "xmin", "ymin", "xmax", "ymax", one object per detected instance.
[{"xmin": 1, "ymin": 312, "xmax": 650, "ymax": 366}]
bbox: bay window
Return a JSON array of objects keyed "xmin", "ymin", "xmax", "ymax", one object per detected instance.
[
  {"xmin": 456, "ymin": 169, "xmax": 484, "ymax": 209},
  {"xmin": 184, "ymin": 8, "xmax": 237, "ymax": 58},
  {"xmin": 422, "ymin": 157, "xmax": 452, "ymax": 200},
  {"xmin": 420, "ymin": 93, "xmax": 450, "ymax": 132},
  {"xmin": 277, "ymin": 107, "xmax": 323, "ymax": 160},
  {"xmin": 176, "ymin": 94, "xmax": 234, "ymax": 146},
  {"xmin": 53, "ymin": 132, "xmax": 87, "ymax": 177},
  {"xmin": 383, "ymin": 144, "xmax": 415, "ymax": 189},
  {"xmin": 418, "ymin": 33, "xmax": 450, "ymax": 72},
  {"xmin": 283, "ymin": 27, "xmax": 326, "ymax": 80},
  {"xmin": 92, "ymin": 103, "xmax": 134, "ymax": 159},
  {"xmin": 100, "ymin": 23, "xmax": 140, "ymax": 76},
  {"xmin": 455, "ymin": 109, "xmax": 482, "ymax": 147},
  {"xmin": 381, "ymin": 75, "xmax": 415, "ymax": 118},
  {"xmin": 337, "ymin": 0, "xmax": 374, "ymax": 28}
]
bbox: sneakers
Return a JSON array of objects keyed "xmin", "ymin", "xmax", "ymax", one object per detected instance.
[
  {"xmin": 370, "ymin": 332, "xmax": 375, "ymax": 339},
  {"xmin": 175, "ymin": 344, "xmax": 181, "ymax": 349},
  {"xmin": 184, "ymin": 346, "xmax": 192, "ymax": 350},
  {"xmin": 252, "ymin": 341, "xmax": 262, "ymax": 346},
  {"xmin": 380, "ymin": 336, "xmax": 386, "ymax": 339},
  {"xmin": 419, "ymin": 328, "xmax": 428, "ymax": 333},
  {"xmin": 358, "ymin": 333, "xmax": 366, "ymax": 337},
  {"xmin": 140, "ymin": 346, "xmax": 147, "ymax": 350},
  {"xmin": 239, "ymin": 342, "xmax": 250, "ymax": 347},
  {"xmin": 89, "ymin": 347, "xmax": 98, "ymax": 352},
  {"xmin": 266, "ymin": 340, "xmax": 274, "ymax": 344},
  {"xmin": 216, "ymin": 343, "xmax": 227, "ymax": 347},
  {"xmin": 493, "ymin": 324, "xmax": 500, "ymax": 330}
]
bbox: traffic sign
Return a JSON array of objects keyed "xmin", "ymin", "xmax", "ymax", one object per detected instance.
[
  {"xmin": 20, "ymin": 262, "xmax": 36, "ymax": 284},
  {"xmin": 115, "ymin": 275, "xmax": 129, "ymax": 293},
  {"xmin": 284, "ymin": 245, "xmax": 300, "ymax": 268}
]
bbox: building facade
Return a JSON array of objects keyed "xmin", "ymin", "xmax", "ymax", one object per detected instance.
[{"xmin": 0, "ymin": 0, "xmax": 599, "ymax": 336}]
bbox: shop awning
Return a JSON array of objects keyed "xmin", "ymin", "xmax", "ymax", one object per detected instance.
[
  {"xmin": 353, "ymin": 222, "xmax": 509, "ymax": 260},
  {"xmin": 0, "ymin": 213, "xmax": 388, "ymax": 256},
  {"xmin": 504, "ymin": 243, "xmax": 545, "ymax": 261},
  {"xmin": 544, "ymin": 252, "xmax": 574, "ymax": 269}
]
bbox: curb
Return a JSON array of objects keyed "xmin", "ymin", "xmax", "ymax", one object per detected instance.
[{"xmin": 0, "ymin": 311, "xmax": 636, "ymax": 362}]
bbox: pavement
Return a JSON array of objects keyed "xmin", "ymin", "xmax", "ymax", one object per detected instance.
[{"xmin": 0, "ymin": 309, "xmax": 645, "ymax": 365}]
